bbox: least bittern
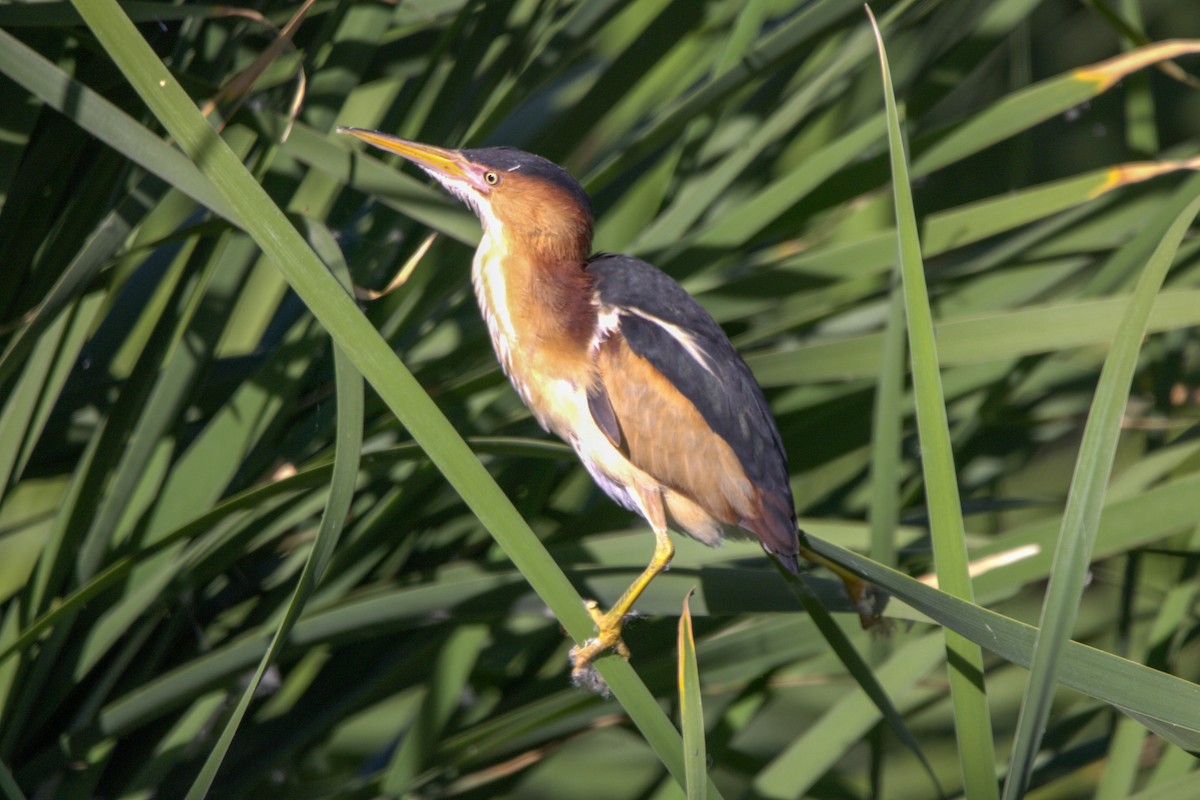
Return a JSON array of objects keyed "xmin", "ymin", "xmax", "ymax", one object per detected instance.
[{"xmin": 338, "ymin": 127, "xmax": 870, "ymax": 687}]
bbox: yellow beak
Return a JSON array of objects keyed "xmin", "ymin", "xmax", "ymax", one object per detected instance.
[{"xmin": 336, "ymin": 127, "xmax": 471, "ymax": 183}]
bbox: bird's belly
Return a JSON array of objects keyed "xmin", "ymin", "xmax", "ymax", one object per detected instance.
[
  {"xmin": 520, "ymin": 370, "xmax": 648, "ymax": 515},
  {"xmin": 504, "ymin": 349, "xmax": 735, "ymax": 546}
]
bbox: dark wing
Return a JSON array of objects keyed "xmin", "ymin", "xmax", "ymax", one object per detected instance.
[
  {"xmin": 586, "ymin": 382, "xmax": 623, "ymax": 453},
  {"xmin": 587, "ymin": 253, "xmax": 798, "ymax": 566}
]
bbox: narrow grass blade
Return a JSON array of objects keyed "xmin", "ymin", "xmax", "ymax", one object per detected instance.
[
  {"xmin": 923, "ymin": 160, "xmax": 1200, "ymax": 256},
  {"xmin": 0, "ymin": 28, "xmax": 234, "ymax": 222},
  {"xmin": 868, "ymin": 278, "xmax": 906, "ymax": 570},
  {"xmin": 751, "ymin": 159, "xmax": 1198, "ymax": 290},
  {"xmin": 75, "ymin": 231, "xmax": 230, "ymax": 582},
  {"xmin": 381, "ymin": 624, "xmax": 489, "ymax": 794},
  {"xmin": 631, "ymin": 2, "xmax": 913, "ymax": 253},
  {"xmin": 1097, "ymin": 526, "xmax": 1200, "ymax": 799},
  {"xmin": 747, "ymin": 285, "xmax": 1200, "ymax": 385},
  {"xmin": 184, "ymin": 332, "xmax": 364, "ymax": 800},
  {"xmin": 0, "ymin": 312, "xmax": 68, "ymax": 495},
  {"xmin": 0, "ymin": 758, "xmax": 25, "ymax": 800},
  {"xmin": 913, "ymin": 39, "xmax": 1200, "ymax": 175},
  {"xmin": 677, "ymin": 589, "xmax": 705, "ymax": 800},
  {"xmin": 804, "ymin": 536, "xmax": 1200, "ymax": 752},
  {"xmin": 583, "ymin": 0, "xmax": 863, "ymax": 191},
  {"xmin": 865, "ymin": 256, "xmax": 907, "ymax": 791},
  {"xmin": 1081, "ymin": 170, "xmax": 1200, "ymax": 297},
  {"xmin": 780, "ymin": 574, "xmax": 939, "ymax": 795},
  {"xmin": 1002, "ymin": 184, "xmax": 1200, "ymax": 800},
  {"xmin": 869, "ymin": 11, "xmax": 998, "ymax": 798},
  {"xmin": 753, "ymin": 633, "xmax": 946, "ymax": 798},
  {"xmin": 0, "ymin": 435, "xmax": 571, "ymax": 670},
  {"xmin": 0, "ymin": 180, "xmax": 160, "ymax": 390},
  {"xmin": 1127, "ymin": 772, "xmax": 1200, "ymax": 800},
  {"xmin": 686, "ymin": 114, "xmax": 886, "ymax": 252}
]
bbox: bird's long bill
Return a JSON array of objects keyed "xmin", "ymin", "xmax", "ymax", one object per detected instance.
[{"xmin": 336, "ymin": 127, "xmax": 468, "ymax": 181}]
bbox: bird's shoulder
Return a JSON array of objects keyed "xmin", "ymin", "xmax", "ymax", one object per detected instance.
[
  {"xmin": 585, "ymin": 253, "xmax": 756, "ymax": 392},
  {"xmin": 586, "ymin": 253, "xmax": 730, "ymax": 348}
]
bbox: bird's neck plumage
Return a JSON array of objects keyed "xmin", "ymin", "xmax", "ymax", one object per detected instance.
[{"xmin": 471, "ymin": 221, "xmax": 597, "ymax": 424}]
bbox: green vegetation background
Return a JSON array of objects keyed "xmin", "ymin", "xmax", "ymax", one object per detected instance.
[{"xmin": 0, "ymin": 1, "xmax": 1198, "ymax": 798}]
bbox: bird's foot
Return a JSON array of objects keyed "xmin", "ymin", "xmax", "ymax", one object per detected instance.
[
  {"xmin": 840, "ymin": 576, "xmax": 893, "ymax": 633},
  {"xmin": 798, "ymin": 541, "xmax": 888, "ymax": 631},
  {"xmin": 568, "ymin": 600, "xmax": 633, "ymax": 695}
]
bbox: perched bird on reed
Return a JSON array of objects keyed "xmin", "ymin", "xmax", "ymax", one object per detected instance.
[{"xmin": 338, "ymin": 127, "xmax": 870, "ymax": 685}]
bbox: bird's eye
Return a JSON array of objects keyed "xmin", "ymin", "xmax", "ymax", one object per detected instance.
[{"xmin": 484, "ymin": 171, "xmax": 500, "ymax": 185}]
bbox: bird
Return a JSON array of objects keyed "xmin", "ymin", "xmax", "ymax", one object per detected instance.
[{"xmin": 337, "ymin": 127, "xmax": 871, "ymax": 686}]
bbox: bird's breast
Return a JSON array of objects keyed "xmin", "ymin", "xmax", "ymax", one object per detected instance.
[
  {"xmin": 471, "ymin": 236, "xmax": 519, "ymax": 378},
  {"xmin": 471, "ymin": 242, "xmax": 645, "ymax": 505},
  {"xmin": 470, "ymin": 234, "xmax": 597, "ymax": 427}
]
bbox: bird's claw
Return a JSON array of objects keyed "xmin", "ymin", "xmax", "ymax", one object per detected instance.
[
  {"xmin": 569, "ymin": 600, "xmax": 633, "ymax": 695},
  {"xmin": 583, "ymin": 598, "xmax": 603, "ymax": 623}
]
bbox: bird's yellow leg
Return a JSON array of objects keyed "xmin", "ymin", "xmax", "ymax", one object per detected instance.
[{"xmin": 570, "ymin": 526, "xmax": 674, "ymax": 677}]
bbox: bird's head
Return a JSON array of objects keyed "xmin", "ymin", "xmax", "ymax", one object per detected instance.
[{"xmin": 338, "ymin": 128, "xmax": 593, "ymax": 263}]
